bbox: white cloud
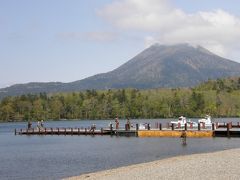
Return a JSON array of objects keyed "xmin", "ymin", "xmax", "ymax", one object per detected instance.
[{"xmin": 99, "ymin": 0, "xmax": 240, "ymax": 60}]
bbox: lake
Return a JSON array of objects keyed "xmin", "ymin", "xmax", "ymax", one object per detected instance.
[{"xmin": 1, "ymin": 118, "xmax": 240, "ymax": 180}]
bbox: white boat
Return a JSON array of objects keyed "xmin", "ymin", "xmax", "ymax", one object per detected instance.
[
  {"xmin": 170, "ymin": 116, "xmax": 187, "ymax": 127},
  {"xmin": 170, "ymin": 116, "xmax": 197, "ymax": 128},
  {"xmin": 198, "ymin": 115, "xmax": 212, "ymax": 126},
  {"xmin": 139, "ymin": 123, "xmax": 150, "ymax": 130},
  {"xmin": 139, "ymin": 123, "xmax": 146, "ymax": 130}
]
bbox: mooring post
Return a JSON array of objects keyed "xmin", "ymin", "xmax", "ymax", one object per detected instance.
[
  {"xmin": 184, "ymin": 123, "xmax": 187, "ymax": 131},
  {"xmin": 227, "ymin": 123, "xmax": 230, "ymax": 138},
  {"xmin": 212, "ymin": 123, "xmax": 215, "ymax": 131},
  {"xmin": 181, "ymin": 131, "xmax": 187, "ymax": 145},
  {"xmin": 14, "ymin": 129, "xmax": 17, "ymax": 135},
  {"xmin": 159, "ymin": 123, "xmax": 162, "ymax": 130},
  {"xmin": 110, "ymin": 124, "xmax": 113, "ymax": 135},
  {"xmin": 147, "ymin": 123, "xmax": 150, "ymax": 130},
  {"xmin": 136, "ymin": 124, "xmax": 139, "ymax": 131},
  {"xmin": 171, "ymin": 123, "xmax": 174, "ymax": 131},
  {"xmin": 198, "ymin": 123, "xmax": 201, "ymax": 131}
]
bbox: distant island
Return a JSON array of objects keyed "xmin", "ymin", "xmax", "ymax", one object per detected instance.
[{"xmin": 0, "ymin": 77, "xmax": 240, "ymax": 122}]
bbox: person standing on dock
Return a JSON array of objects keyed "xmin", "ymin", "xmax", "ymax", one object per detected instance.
[
  {"xmin": 90, "ymin": 124, "xmax": 96, "ymax": 132},
  {"xmin": 115, "ymin": 117, "xmax": 119, "ymax": 129},
  {"xmin": 40, "ymin": 120, "xmax": 44, "ymax": 128},
  {"xmin": 127, "ymin": 118, "xmax": 131, "ymax": 130},
  {"xmin": 109, "ymin": 122, "xmax": 112, "ymax": 128},
  {"xmin": 37, "ymin": 121, "xmax": 40, "ymax": 130},
  {"xmin": 27, "ymin": 121, "xmax": 32, "ymax": 129}
]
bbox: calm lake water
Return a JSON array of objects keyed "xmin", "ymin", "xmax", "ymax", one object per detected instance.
[{"xmin": 1, "ymin": 118, "xmax": 240, "ymax": 180}]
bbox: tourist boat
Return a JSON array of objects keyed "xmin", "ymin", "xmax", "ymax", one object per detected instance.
[
  {"xmin": 170, "ymin": 116, "xmax": 197, "ymax": 128},
  {"xmin": 139, "ymin": 123, "xmax": 150, "ymax": 130},
  {"xmin": 139, "ymin": 123, "xmax": 146, "ymax": 130},
  {"xmin": 170, "ymin": 116, "xmax": 187, "ymax": 127},
  {"xmin": 198, "ymin": 115, "xmax": 212, "ymax": 126}
]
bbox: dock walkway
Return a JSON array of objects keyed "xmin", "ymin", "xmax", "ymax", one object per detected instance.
[{"xmin": 15, "ymin": 122, "xmax": 240, "ymax": 138}]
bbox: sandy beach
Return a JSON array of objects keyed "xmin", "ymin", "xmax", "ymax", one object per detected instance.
[{"xmin": 65, "ymin": 148, "xmax": 240, "ymax": 180}]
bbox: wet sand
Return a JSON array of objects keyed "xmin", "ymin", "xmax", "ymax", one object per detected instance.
[{"xmin": 65, "ymin": 148, "xmax": 240, "ymax": 180}]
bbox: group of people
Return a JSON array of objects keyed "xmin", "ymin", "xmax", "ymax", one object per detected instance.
[
  {"xmin": 27, "ymin": 118, "xmax": 132, "ymax": 131},
  {"xmin": 109, "ymin": 117, "xmax": 131, "ymax": 130},
  {"xmin": 89, "ymin": 124, "xmax": 96, "ymax": 132},
  {"xmin": 27, "ymin": 120, "xmax": 44, "ymax": 130}
]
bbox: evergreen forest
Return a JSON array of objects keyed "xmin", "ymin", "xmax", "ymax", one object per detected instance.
[{"xmin": 1, "ymin": 77, "xmax": 240, "ymax": 122}]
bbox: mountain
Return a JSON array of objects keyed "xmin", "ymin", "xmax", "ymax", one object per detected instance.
[{"xmin": 1, "ymin": 43, "xmax": 240, "ymax": 98}]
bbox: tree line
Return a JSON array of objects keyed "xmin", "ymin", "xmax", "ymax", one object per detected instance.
[{"xmin": 0, "ymin": 77, "xmax": 240, "ymax": 121}]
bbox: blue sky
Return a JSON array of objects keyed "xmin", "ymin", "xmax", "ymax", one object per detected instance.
[{"xmin": 1, "ymin": 0, "xmax": 240, "ymax": 88}]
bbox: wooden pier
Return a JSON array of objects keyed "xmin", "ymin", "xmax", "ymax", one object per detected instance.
[
  {"xmin": 15, "ymin": 128, "xmax": 112, "ymax": 136},
  {"xmin": 15, "ymin": 122, "xmax": 240, "ymax": 138}
]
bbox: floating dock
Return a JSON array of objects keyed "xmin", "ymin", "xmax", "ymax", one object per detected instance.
[
  {"xmin": 15, "ymin": 122, "xmax": 240, "ymax": 138},
  {"xmin": 138, "ymin": 130, "xmax": 213, "ymax": 138}
]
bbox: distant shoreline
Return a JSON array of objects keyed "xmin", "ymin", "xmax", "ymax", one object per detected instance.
[
  {"xmin": 65, "ymin": 148, "xmax": 240, "ymax": 180},
  {"xmin": 1, "ymin": 117, "xmax": 239, "ymax": 123}
]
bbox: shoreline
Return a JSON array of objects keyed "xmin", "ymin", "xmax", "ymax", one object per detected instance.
[
  {"xmin": 65, "ymin": 148, "xmax": 240, "ymax": 180},
  {"xmin": 1, "ymin": 116, "xmax": 239, "ymax": 123}
]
